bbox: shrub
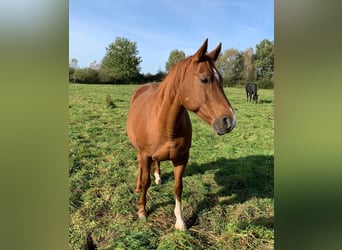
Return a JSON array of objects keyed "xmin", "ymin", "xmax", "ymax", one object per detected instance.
[{"xmin": 257, "ymin": 79, "xmax": 274, "ymax": 89}]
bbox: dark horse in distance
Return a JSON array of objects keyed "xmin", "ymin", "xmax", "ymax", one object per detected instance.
[
  {"xmin": 126, "ymin": 39, "xmax": 236, "ymax": 230},
  {"xmin": 245, "ymin": 82, "xmax": 258, "ymax": 103}
]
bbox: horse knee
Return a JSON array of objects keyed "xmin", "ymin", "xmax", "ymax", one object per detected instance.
[
  {"xmin": 141, "ymin": 175, "xmax": 151, "ymax": 190},
  {"xmin": 174, "ymin": 181, "xmax": 183, "ymax": 199},
  {"xmin": 138, "ymin": 154, "xmax": 152, "ymax": 190},
  {"xmin": 173, "ymin": 162, "xmax": 186, "ymax": 199}
]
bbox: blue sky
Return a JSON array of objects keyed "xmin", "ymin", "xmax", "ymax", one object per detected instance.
[{"xmin": 69, "ymin": 0, "xmax": 274, "ymax": 74}]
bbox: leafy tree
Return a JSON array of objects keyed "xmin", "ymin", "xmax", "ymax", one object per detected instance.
[
  {"xmin": 73, "ymin": 68, "xmax": 87, "ymax": 83},
  {"xmin": 165, "ymin": 49, "xmax": 186, "ymax": 72},
  {"xmin": 143, "ymin": 70, "xmax": 166, "ymax": 82},
  {"xmin": 102, "ymin": 37, "xmax": 142, "ymax": 83},
  {"xmin": 69, "ymin": 67, "xmax": 75, "ymax": 83},
  {"xmin": 216, "ymin": 49, "xmax": 244, "ymax": 86},
  {"xmin": 98, "ymin": 64, "xmax": 115, "ymax": 83},
  {"xmin": 254, "ymin": 39, "xmax": 274, "ymax": 81},
  {"xmin": 72, "ymin": 68, "xmax": 99, "ymax": 83},
  {"xmin": 241, "ymin": 47, "xmax": 255, "ymax": 83}
]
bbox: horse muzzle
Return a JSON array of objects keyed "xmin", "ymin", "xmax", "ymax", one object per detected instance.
[{"xmin": 213, "ymin": 115, "xmax": 236, "ymax": 135}]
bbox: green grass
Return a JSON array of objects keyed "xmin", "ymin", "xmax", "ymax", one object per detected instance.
[{"xmin": 69, "ymin": 84, "xmax": 274, "ymax": 249}]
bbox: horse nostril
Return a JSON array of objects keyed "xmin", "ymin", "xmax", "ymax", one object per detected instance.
[
  {"xmin": 222, "ymin": 116, "xmax": 231, "ymax": 130},
  {"xmin": 214, "ymin": 116, "xmax": 235, "ymax": 135}
]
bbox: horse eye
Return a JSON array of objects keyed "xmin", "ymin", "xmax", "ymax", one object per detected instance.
[{"xmin": 200, "ymin": 77, "xmax": 209, "ymax": 84}]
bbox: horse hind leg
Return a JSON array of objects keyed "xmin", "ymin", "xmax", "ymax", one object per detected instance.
[
  {"xmin": 153, "ymin": 161, "xmax": 162, "ymax": 185},
  {"xmin": 135, "ymin": 153, "xmax": 142, "ymax": 193},
  {"xmin": 137, "ymin": 152, "xmax": 152, "ymax": 218}
]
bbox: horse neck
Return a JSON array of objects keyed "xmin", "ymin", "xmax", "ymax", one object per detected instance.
[{"xmin": 155, "ymin": 72, "xmax": 186, "ymax": 138}]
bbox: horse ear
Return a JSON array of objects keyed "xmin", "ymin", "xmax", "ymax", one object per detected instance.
[
  {"xmin": 207, "ymin": 42, "xmax": 222, "ymax": 61},
  {"xmin": 194, "ymin": 38, "xmax": 208, "ymax": 61}
]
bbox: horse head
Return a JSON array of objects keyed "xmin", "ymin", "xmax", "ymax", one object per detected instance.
[{"xmin": 178, "ymin": 39, "xmax": 236, "ymax": 135}]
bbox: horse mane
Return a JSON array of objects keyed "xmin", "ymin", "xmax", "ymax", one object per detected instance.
[
  {"xmin": 130, "ymin": 55, "xmax": 192, "ymax": 106},
  {"xmin": 155, "ymin": 56, "xmax": 193, "ymax": 103}
]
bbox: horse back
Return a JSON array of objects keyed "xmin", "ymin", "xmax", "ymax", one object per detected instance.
[
  {"xmin": 130, "ymin": 82, "xmax": 159, "ymax": 104},
  {"xmin": 246, "ymin": 82, "xmax": 257, "ymax": 93}
]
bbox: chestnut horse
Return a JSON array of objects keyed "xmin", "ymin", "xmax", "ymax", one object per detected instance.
[{"xmin": 126, "ymin": 39, "xmax": 236, "ymax": 230}]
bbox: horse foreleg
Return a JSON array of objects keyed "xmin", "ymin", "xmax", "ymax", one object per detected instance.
[
  {"xmin": 135, "ymin": 153, "xmax": 142, "ymax": 193},
  {"xmin": 173, "ymin": 158, "xmax": 187, "ymax": 231},
  {"xmin": 154, "ymin": 161, "xmax": 162, "ymax": 185},
  {"xmin": 137, "ymin": 153, "xmax": 152, "ymax": 218}
]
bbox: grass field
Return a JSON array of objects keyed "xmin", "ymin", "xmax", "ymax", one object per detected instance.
[{"xmin": 69, "ymin": 83, "xmax": 274, "ymax": 249}]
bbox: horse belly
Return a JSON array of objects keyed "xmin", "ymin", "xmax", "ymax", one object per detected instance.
[
  {"xmin": 126, "ymin": 92, "xmax": 155, "ymax": 150},
  {"xmin": 127, "ymin": 116, "xmax": 152, "ymax": 152},
  {"xmin": 152, "ymin": 138, "xmax": 191, "ymax": 162},
  {"xmin": 127, "ymin": 113, "xmax": 162, "ymax": 155}
]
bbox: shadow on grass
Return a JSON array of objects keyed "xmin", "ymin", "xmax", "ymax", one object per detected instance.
[
  {"xmin": 185, "ymin": 155, "xmax": 273, "ymax": 199},
  {"xmin": 258, "ymin": 99, "xmax": 273, "ymax": 104},
  {"xmin": 183, "ymin": 155, "xmax": 274, "ymax": 228},
  {"xmin": 146, "ymin": 155, "xmax": 273, "ymax": 229}
]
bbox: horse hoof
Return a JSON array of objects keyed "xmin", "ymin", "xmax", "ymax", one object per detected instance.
[
  {"xmin": 138, "ymin": 210, "xmax": 146, "ymax": 219},
  {"xmin": 175, "ymin": 222, "xmax": 187, "ymax": 231},
  {"xmin": 138, "ymin": 214, "xmax": 147, "ymax": 222},
  {"xmin": 155, "ymin": 178, "xmax": 162, "ymax": 185},
  {"xmin": 135, "ymin": 188, "xmax": 141, "ymax": 193}
]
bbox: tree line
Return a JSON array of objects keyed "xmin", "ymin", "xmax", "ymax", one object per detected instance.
[{"xmin": 69, "ymin": 37, "xmax": 274, "ymax": 89}]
